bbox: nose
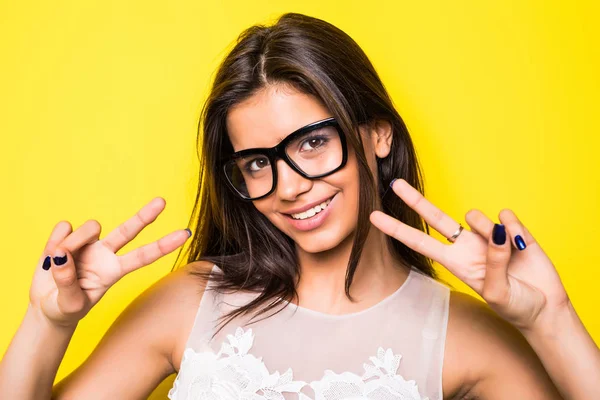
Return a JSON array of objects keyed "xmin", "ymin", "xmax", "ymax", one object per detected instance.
[{"xmin": 275, "ymin": 159, "xmax": 313, "ymax": 201}]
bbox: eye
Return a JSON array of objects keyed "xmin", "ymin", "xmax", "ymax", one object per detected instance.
[
  {"xmin": 245, "ymin": 156, "xmax": 270, "ymax": 172},
  {"xmin": 299, "ymin": 136, "xmax": 327, "ymax": 152}
]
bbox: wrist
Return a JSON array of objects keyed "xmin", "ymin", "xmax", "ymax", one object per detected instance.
[
  {"xmin": 520, "ymin": 299, "xmax": 579, "ymax": 342},
  {"xmin": 519, "ymin": 300, "xmax": 600, "ymax": 400},
  {"xmin": 26, "ymin": 303, "xmax": 79, "ymax": 335}
]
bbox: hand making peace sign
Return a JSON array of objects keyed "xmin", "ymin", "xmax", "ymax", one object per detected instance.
[
  {"xmin": 370, "ymin": 178, "xmax": 570, "ymax": 332},
  {"xmin": 29, "ymin": 197, "xmax": 191, "ymax": 328}
]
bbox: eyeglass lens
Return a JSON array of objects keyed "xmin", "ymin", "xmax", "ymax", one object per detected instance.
[{"xmin": 225, "ymin": 124, "xmax": 343, "ymax": 199}]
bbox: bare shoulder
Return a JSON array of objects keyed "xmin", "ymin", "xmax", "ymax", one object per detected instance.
[
  {"xmin": 167, "ymin": 260, "xmax": 215, "ymax": 370},
  {"xmin": 441, "ymin": 291, "xmax": 501, "ymax": 398},
  {"xmin": 105, "ymin": 259, "xmax": 213, "ymax": 372},
  {"xmin": 442, "ymin": 291, "xmax": 561, "ymax": 399},
  {"xmin": 52, "ymin": 260, "xmax": 213, "ymax": 399}
]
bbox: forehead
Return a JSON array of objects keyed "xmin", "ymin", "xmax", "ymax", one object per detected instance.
[{"xmin": 226, "ymin": 84, "xmax": 332, "ymax": 151}]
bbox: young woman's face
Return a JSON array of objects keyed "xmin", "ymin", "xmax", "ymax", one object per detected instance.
[{"xmin": 226, "ymin": 84, "xmax": 380, "ymax": 254}]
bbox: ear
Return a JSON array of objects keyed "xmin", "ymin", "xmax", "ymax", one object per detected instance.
[{"xmin": 369, "ymin": 119, "xmax": 393, "ymax": 158}]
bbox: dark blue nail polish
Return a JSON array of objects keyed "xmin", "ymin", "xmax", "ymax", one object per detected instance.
[
  {"xmin": 53, "ymin": 254, "xmax": 67, "ymax": 266},
  {"xmin": 515, "ymin": 235, "xmax": 526, "ymax": 250},
  {"xmin": 185, "ymin": 228, "xmax": 192, "ymax": 237},
  {"xmin": 42, "ymin": 256, "xmax": 51, "ymax": 270},
  {"xmin": 492, "ymin": 224, "xmax": 506, "ymax": 245},
  {"xmin": 389, "ymin": 178, "xmax": 397, "ymax": 188}
]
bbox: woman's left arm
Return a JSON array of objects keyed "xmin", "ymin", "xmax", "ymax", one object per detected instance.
[
  {"xmin": 370, "ymin": 179, "xmax": 600, "ymax": 400},
  {"xmin": 518, "ymin": 298, "xmax": 600, "ymax": 400}
]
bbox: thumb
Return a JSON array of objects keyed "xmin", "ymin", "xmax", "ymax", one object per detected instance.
[
  {"xmin": 482, "ymin": 224, "xmax": 511, "ymax": 307},
  {"xmin": 50, "ymin": 247, "xmax": 88, "ymax": 316}
]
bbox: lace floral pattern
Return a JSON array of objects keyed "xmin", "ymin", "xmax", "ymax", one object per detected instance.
[{"xmin": 168, "ymin": 328, "xmax": 428, "ymax": 400}]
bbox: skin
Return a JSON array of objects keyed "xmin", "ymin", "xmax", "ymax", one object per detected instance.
[
  {"xmin": 226, "ymin": 83, "xmax": 408, "ymax": 313},
  {"xmin": 2, "ymin": 83, "xmax": 568, "ymax": 399},
  {"xmin": 224, "ymin": 83, "xmax": 563, "ymax": 398}
]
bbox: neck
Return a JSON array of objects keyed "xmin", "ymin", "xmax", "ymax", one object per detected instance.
[{"xmin": 294, "ymin": 224, "xmax": 410, "ymax": 314}]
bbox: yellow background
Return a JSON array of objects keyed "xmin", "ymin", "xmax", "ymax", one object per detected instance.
[{"xmin": 1, "ymin": 0, "xmax": 598, "ymax": 397}]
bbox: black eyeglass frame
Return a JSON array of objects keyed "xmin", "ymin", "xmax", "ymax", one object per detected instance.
[{"xmin": 221, "ymin": 117, "xmax": 348, "ymax": 201}]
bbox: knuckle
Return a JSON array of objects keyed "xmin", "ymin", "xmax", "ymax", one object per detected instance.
[
  {"xmin": 118, "ymin": 222, "xmax": 131, "ymax": 238},
  {"xmin": 415, "ymin": 233, "xmax": 427, "ymax": 253},
  {"xmin": 55, "ymin": 271, "xmax": 78, "ymax": 287},
  {"xmin": 411, "ymin": 194, "xmax": 425, "ymax": 209},
  {"xmin": 156, "ymin": 243, "xmax": 172, "ymax": 262},
  {"xmin": 482, "ymin": 288, "xmax": 504, "ymax": 305},
  {"xmin": 431, "ymin": 207, "xmax": 444, "ymax": 223},
  {"xmin": 136, "ymin": 209, "xmax": 152, "ymax": 225},
  {"xmin": 156, "ymin": 240, "xmax": 167, "ymax": 255},
  {"xmin": 136, "ymin": 248, "xmax": 150, "ymax": 267},
  {"xmin": 392, "ymin": 223, "xmax": 403, "ymax": 241},
  {"xmin": 486, "ymin": 256, "xmax": 505, "ymax": 269}
]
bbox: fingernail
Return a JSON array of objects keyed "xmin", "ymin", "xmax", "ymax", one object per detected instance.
[
  {"xmin": 185, "ymin": 228, "xmax": 192, "ymax": 237},
  {"xmin": 53, "ymin": 250, "xmax": 67, "ymax": 266},
  {"xmin": 492, "ymin": 224, "xmax": 506, "ymax": 245},
  {"xmin": 515, "ymin": 235, "xmax": 526, "ymax": 250},
  {"xmin": 42, "ymin": 256, "xmax": 51, "ymax": 271},
  {"xmin": 389, "ymin": 178, "xmax": 397, "ymax": 188}
]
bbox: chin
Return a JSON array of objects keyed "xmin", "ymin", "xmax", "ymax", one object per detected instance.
[
  {"xmin": 295, "ymin": 238, "xmax": 339, "ymax": 254},
  {"xmin": 290, "ymin": 225, "xmax": 355, "ymax": 255}
]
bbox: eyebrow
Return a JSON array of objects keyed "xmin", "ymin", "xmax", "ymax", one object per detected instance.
[
  {"xmin": 273, "ymin": 120, "xmax": 323, "ymax": 143},
  {"xmin": 235, "ymin": 117, "xmax": 335, "ymax": 153},
  {"xmin": 237, "ymin": 136, "xmax": 285, "ymax": 153}
]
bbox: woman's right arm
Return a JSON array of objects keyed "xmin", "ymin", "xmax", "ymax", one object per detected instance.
[
  {"xmin": 0, "ymin": 197, "xmax": 195, "ymax": 399},
  {"xmin": 1, "ymin": 262, "xmax": 208, "ymax": 400},
  {"xmin": 0, "ymin": 305, "xmax": 78, "ymax": 399}
]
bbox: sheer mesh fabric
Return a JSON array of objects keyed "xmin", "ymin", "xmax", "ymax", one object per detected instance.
[{"xmin": 168, "ymin": 265, "xmax": 450, "ymax": 400}]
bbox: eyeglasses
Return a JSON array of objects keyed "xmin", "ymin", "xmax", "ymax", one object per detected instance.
[{"xmin": 222, "ymin": 117, "xmax": 348, "ymax": 201}]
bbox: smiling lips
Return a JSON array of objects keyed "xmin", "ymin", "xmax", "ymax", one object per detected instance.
[
  {"xmin": 282, "ymin": 194, "xmax": 337, "ymax": 232},
  {"xmin": 290, "ymin": 198, "xmax": 332, "ymax": 220}
]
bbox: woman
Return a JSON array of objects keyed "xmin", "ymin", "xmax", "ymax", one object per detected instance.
[{"xmin": 0, "ymin": 12, "xmax": 598, "ymax": 400}]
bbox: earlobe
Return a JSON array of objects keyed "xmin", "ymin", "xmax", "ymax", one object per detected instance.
[{"xmin": 371, "ymin": 119, "xmax": 393, "ymax": 158}]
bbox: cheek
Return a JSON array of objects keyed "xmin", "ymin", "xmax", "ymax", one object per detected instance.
[
  {"xmin": 344, "ymin": 166, "xmax": 361, "ymax": 216},
  {"xmin": 249, "ymin": 149, "xmax": 364, "ymax": 241},
  {"xmin": 328, "ymin": 151, "xmax": 361, "ymax": 215},
  {"xmin": 251, "ymin": 198, "xmax": 275, "ymax": 219}
]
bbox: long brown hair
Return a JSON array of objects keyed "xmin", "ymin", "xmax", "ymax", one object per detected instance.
[{"xmin": 172, "ymin": 12, "xmax": 437, "ymax": 329}]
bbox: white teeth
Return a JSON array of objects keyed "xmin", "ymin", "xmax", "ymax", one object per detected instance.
[{"xmin": 291, "ymin": 198, "xmax": 332, "ymax": 220}]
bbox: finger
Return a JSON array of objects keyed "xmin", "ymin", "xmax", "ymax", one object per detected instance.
[
  {"xmin": 465, "ymin": 209, "xmax": 494, "ymax": 238},
  {"xmin": 482, "ymin": 223, "xmax": 511, "ymax": 306},
  {"xmin": 59, "ymin": 220, "xmax": 102, "ymax": 254},
  {"xmin": 43, "ymin": 221, "xmax": 73, "ymax": 255},
  {"xmin": 49, "ymin": 247, "xmax": 88, "ymax": 316},
  {"xmin": 370, "ymin": 210, "xmax": 448, "ymax": 265},
  {"xmin": 118, "ymin": 229, "xmax": 191, "ymax": 275},
  {"xmin": 101, "ymin": 197, "xmax": 166, "ymax": 253},
  {"xmin": 498, "ymin": 209, "xmax": 537, "ymax": 250},
  {"xmin": 467, "ymin": 208, "xmax": 537, "ymax": 251},
  {"xmin": 391, "ymin": 179, "xmax": 463, "ymax": 242}
]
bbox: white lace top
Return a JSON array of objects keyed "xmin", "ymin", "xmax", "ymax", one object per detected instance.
[{"xmin": 168, "ymin": 265, "xmax": 450, "ymax": 400}]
